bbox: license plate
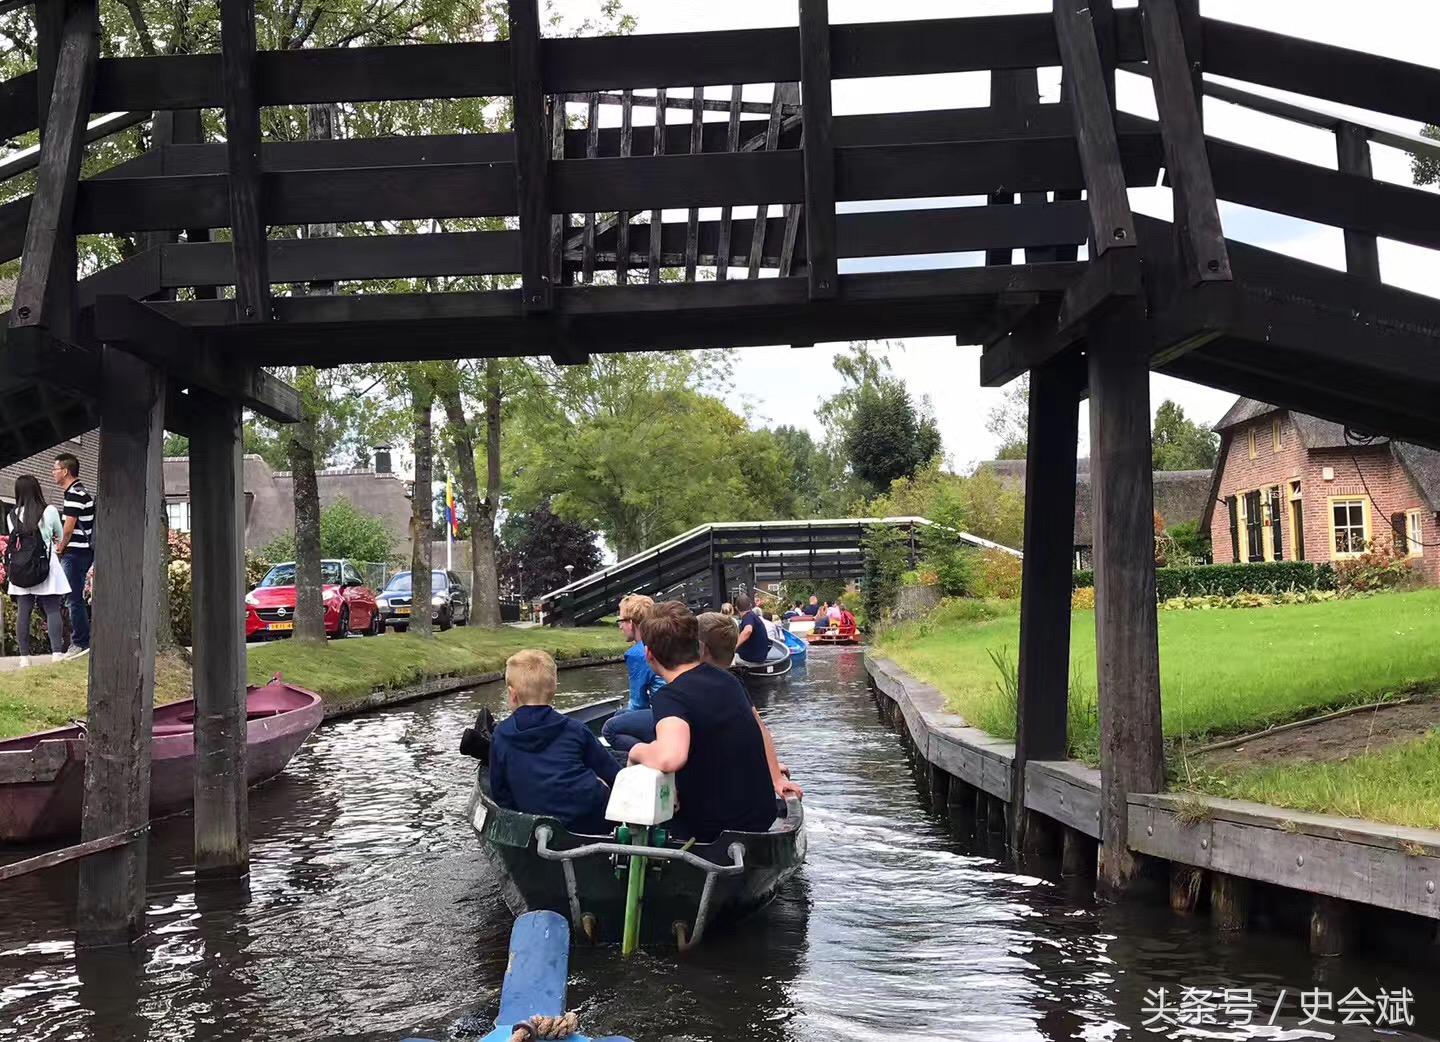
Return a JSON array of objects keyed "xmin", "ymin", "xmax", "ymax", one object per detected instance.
[
  {"xmin": 396, "ymin": 606, "xmax": 411, "ymax": 616},
  {"xmin": 267, "ymin": 622, "xmax": 294, "ymax": 632}
]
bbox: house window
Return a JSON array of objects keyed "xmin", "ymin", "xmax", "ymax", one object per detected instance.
[
  {"xmin": 1245, "ymin": 490, "xmax": 1265, "ymax": 563},
  {"xmin": 1272, "ymin": 419, "xmax": 1282, "ymax": 453},
  {"xmin": 1226, "ymin": 496, "xmax": 1240, "ymax": 563},
  {"xmin": 1330, "ymin": 498, "xmax": 1367, "ymax": 556},
  {"xmin": 1289, "ymin": 482, "xmax": 1305, "ymax": 561},
  {"xmin": 1407, "ymin": 510, "xmax": 1425, "ymax": 558},
  {"xmin": 165, "ymin": 500, "xmax": 191, "ymax": 533},
  {"xmin": 1248, "ymin": 429, "xmax": 1258, "ymax": 460},
  {"xmin": 1269, "ymin": 487, "xmax": 1284, "ymax": 561}
]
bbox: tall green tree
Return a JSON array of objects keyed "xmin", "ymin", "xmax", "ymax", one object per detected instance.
[
  {"xmin": 766, "ymin": 425, "xmax": 860, "ymax": 517},
  {"xmin": 1414, "ymin": 126, "xmax": 1440, "ymax": 185},
  {"xmin": 985, "ymin": 375, "xmax": 1029, "ymax": 460},
  {"xmin": 1151, "ymin": 399, "xmax": 1219, "ymax": 471},
  {"xmin": 844, "ymin": 382, "xmax": 941, "ymax": 493}
]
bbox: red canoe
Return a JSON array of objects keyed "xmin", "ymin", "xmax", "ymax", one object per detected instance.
[{"xmin": 0, "ymin": 679, "xmax": 324, "ymax": 843}]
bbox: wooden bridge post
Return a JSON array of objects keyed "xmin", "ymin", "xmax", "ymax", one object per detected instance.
[
  {"xmin": 1011, "ymin": 353, "xmax": 1082, "ymax": 855},
  {"xmin": 1087, "ymin": 309, "xmax": 1164, "ymax": 897},
  {"xmin": 188, "ymin": 391, "xmax": 249, "ymax": 877},
  {"xmin": 76, "ymin": 347, "xmax": 165, "ymax": 947}
]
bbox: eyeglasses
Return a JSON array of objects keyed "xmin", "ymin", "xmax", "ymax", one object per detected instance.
[{"xmin": 618, "ymin": 617, "xmax": 633, "ymax": 624}]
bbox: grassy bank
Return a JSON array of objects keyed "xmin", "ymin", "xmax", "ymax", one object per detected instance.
[
  {"xmin": 877, "ymin": 589, "xmax": 1440, "ymax": 754},
  {"xmin": 0, "ymin": 626, "xmax": 627, "ymax": 740}
]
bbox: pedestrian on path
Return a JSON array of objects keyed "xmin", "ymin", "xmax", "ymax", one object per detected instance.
[
  {"xmin": 5, "ymin": 475, "xmax": 71, "ymax": 667},
  {"xmin": 52, "ymin": 452, "xmax": 94, "ymax": 657}
]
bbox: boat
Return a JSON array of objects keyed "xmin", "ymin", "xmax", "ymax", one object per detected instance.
[
  {"xmin": 787, "ymin": 616, "xmax": 816, "ymax": 637},
  {"xmin": 731, "ymin": 639, "xmax": 793, "ymax": 680},
  {"xmin": 808, "ymin": 622, "xmax": 861, "ymax": 645},
  {"xmin": 0, "ymin": 679, "xmax": 324, "ymax": 843},
  {"xmin": 463, "ymin": 697, "xmax": 806, "ymax": 950},
  {"xmin": 782, "ymin": 629, "xmax": 808, "ymax": 665}
]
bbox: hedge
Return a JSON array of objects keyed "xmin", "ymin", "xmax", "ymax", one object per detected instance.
[{"xmin": 1072, "ymin": 561, "xmax": 1337, "ymax": 599}]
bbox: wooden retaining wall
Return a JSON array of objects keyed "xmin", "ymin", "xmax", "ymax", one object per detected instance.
[{"xmin": 865, "ymin": 652, "xmax": 1440, "ymax": 948}]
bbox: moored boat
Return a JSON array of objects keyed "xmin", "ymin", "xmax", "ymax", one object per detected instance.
[
  {"xmin": 462, "ymin": 697, "xmax": 806, "ymax": 949},
  {"xmin": 0, "ymin": 679, "xmax": 324, "ymax": 843}
]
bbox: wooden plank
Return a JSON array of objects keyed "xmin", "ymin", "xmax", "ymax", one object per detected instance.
[
  {"xmin": 509, "ymin": 0, "xmax": 551, "ymax": 312},
  {"xmin": 1140, "ymin": 0, "xmax": 1230, "ymax": 283},
  {"xmin": 1024, "ymin": 760, "xmax": 1102, "ymax": 840},
  {"xmin": 984, "ymin": 69, "xmax": 1037, "ymax": 266},
  {"xmin": 1087, "ymin": 305, "xmax": 1163, "ymax": 895},
  {"xmin": 716, "ymin": 84, "xmax": 743, "ymax": 283},
  {"xmin": 0, "ymin": 740, "xmax": 71, "ymax": 784},
  {"xmin": 1053, "ymin": 0, "xmax": 1136, "ymax": 254},
  {"xmin": 0, "ymin": 826, "xmax": 147, "ymax": 884},
  {"xmin": 582, "ymin": 94, "xmax": 599, "ymax": 284},
  {"xmin": 979, "ymin": 301, "xmax": 1070, "ymax": 387},
  {"xmin": 649, "ymin": 87, "xmax": 665, "ymax": 285},
  {"xmin": 1334, "ymin": 122, "xmax": 1380, "ymax": 282},
  {"xmin": 685, "ymin": 90, "xmax": 703, "ymax": 281},
  {"xmin": 0, "ymin": 70, "xmax": 39, "ymax": 142},
  {"xmin": 188, "ymin": 389, "xmax": 248, "ymax": 876},
  {"xmin": 76, "ymin": 346, "xmax": 164, "ymax": 947},
  {"xmin": 577, "ymin": 89, "xmax": 772, "ymax": 116},
  {"xmin": 798, "ymin": 0, "xmax": 836, "ymax": 298},
  {"xmin": 9, "ymin": 0, "xmax": 99, "ymax": 341},
  {"xmin": 1013, "ymin": 352, "xmax": 1082, "ymax": 847},
  {"xmin": 219, "ymin": 0, "xmax": 269, "ymax": 323},
  {"xmin": 549, "ymin": 97, "xmax": 568, "ymax": 287},
  {"xmin": 748, "ymin": 83, "xmax": 796, "ymax": 279},
  {"xmin": 616, "ymin": 89, "xmax": 633, "ymax": 285}
]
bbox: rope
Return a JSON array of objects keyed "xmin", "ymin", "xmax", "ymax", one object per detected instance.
[{"xmin": 508, "ymin": 1013, "xmax": 580, "ymax": 1042}]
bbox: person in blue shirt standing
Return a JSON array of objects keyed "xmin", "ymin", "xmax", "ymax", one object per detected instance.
[
  {"xmin": 733, "ymin": 593, "xmax": 772, "ymax": 664},
  {"xmin": 600, "ymin": 593, "xmax": 666, "ymax": 753}
]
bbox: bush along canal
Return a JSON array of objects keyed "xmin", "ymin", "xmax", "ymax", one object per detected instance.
[{"xmin": 0, "ymin": 649, "xmax": 1435, "ymax": 1041}]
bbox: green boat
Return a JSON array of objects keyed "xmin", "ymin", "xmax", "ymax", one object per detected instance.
[{"xmin": 461, "ymin": 697, "xmax": 806, "ymax": 950}]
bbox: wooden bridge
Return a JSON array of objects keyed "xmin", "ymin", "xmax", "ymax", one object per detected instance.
[{"xmin": 4, "ymin": 0, "xmax": 1440, "ymax": 942}]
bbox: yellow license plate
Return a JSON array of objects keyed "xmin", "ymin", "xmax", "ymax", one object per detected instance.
[
  {"xmin": 267, "ymin": 622, "xmax": 294, "ymax": 632},
  {"xmin": 395, "ymin": 606, "xmax": 411, "ymax": 615}
]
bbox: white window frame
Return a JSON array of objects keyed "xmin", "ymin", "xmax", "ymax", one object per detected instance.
[
  {"xmin": 1329, "ymin": 497, "xmax": 1368, "ymax": 559},
  {"xmin": 165, "ymin": 500, "xmax": 191, "ymax": 533},
  {"xmin": 1407, "ymin": 509, "xmax": 1424, "ymax": 558}
]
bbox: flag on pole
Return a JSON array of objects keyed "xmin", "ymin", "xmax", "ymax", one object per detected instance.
[{"xmin": 445, "ymin": 476, "xmax": 460, "ymax": 537}]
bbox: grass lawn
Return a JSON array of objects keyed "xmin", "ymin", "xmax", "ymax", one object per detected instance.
[
  {"xmin": 0, "ymin": 626, "xmax": 627, "ymax": 740},
  {"xmin": 877, "ymin": 589, "xmax": 1440, "ymax": 757}
]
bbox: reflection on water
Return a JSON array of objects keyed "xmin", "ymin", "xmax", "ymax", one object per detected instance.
[{"xmin": 1, "ymin": 649, "xmax": 1437, "ymax": 1041}]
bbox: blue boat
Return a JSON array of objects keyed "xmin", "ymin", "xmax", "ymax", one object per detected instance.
[
  {"xmin": 782, "ymin": 629, "xmax": 808, "ymax": 666},
  {"xmin": 404, "ymin": 910, "xmax": 633, "ymax": 1042}
]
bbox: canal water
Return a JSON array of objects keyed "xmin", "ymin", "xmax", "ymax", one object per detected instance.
[{"xmin": 2, "ymin": 648, "xmax": 1437, "ymax": 1042}]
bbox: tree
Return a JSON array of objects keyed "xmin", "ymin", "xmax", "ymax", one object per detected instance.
[
  {"xmin": 868, "ymin": 461, "xmax": 1026, "ymax": 551},
  {"xmin": 499, "ymin": 501, "xmax": 604, "ymax": 600},
  {"xmin": 766, "ymin": 425, "xmax": 860, "ymax": 517},
  {"xmin": 985, "ymin": 375, "xmax": 1029, "ymax": 460},
  {"xmin": 845, "ymin": 381, "xmax": 942, "ymax": 492},
  {"xmin": 407, "ymin": 372, "xmax": 436, "ymax": 638},
  {"xmin": 1414, "ymin": 126, "xmax": 1440, "ymax": 186},
  {"xmin": 1151, "ymin": 399, "xmax": 1219, "ymax": 471},
  {"xmin": 260, "ymin": 499, "xmax": 396, "ymax": 564}
]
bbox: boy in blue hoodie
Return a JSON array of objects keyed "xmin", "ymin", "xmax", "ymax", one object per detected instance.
[
  {"xmin": 489, "ymin": 649, "xmax": 620, "ymax": 835},
  {"xmin": 600, "ymin": 593, "xmax": 666, "ymax": 753}
]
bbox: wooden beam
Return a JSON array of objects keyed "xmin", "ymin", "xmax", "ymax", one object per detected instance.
[
  {"xmin": 218, "ymin": 0, "xmax": 269, "ymax": 322},
  {"xmin": 749, "ymin": 83, "xmax": 797, "ymax": 279},
  {"xmin": 188, "ymin": 389, "xmax": 249, "ymax": 876},
  {"xmin": 549, "ymin": 97, "xmax": 568, "ymax": 287},
  {"xmin": 9, "ymin": 0, "xmax": 99, "ymax": 341},
  {"xmin": 76, "ymin": 346, "xmax": 164, "ymax": 947},
  {"xmin": 1334, "ymin": 123, "xmax": 1380, "ymax": 283},
  {"xmin": 582, "ymin": 94, "xmax": 599, "ymax": 284},
  {"xmin": 649, "ymin": 87, "xmax": 665, "ymax": 285},
  {"xmin": 616, "ymin": 89, "xmax": 633, "ymax": 285},
  {"xmin": 508, "ymin": 0, "xmax": 551, "ymax": 312},
  {"xmin": 93, "ymin": 295, "xmax": 303, "ymax": 422},
  {"xmin": 985, "ymin": 69, "xmax": 1038, "ymax": 266},
  {"xmin": 716, "ymin": 85, "xmax": 743, "ymax": 282},
  {"xmin": 798, "ymin": 0, "xmax": 836, "ymax": 298},
  {"xmin": 1053, "ymin": 0, "xmax": 1136, "ymax": 254},
  {"xmin": 573, "ymin": 89, "xmax": 774, "ymax": 115},
  {"xmin": 1140, "ymin": 0, "xmax": 1230, "ymax": 283},
  {"xmin": 685, "ymin": 90, "xmax": 703, "ymax": 282},
  {"xmin": 979, "ymin": 300, "xmax": 1072, "ymax": 387},
  {"xmin": 1087, "ymin": 304, "xmax": 1163, "ymax": 896},
  {"xmin": 1012, "ymin": 352, "xmax": 1082, "ymax": 853}
]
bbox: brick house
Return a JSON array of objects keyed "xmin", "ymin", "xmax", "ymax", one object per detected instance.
[
  {"xmin": 0, "ymin": 431, "xmax": 101, "ymax": 508},
  {"xmin": 1202, "ymin": 398, "xmax": 1440, "ymax": 584}
]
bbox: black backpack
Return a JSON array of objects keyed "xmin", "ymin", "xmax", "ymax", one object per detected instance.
[{"xmin": 5, "ymin": 508, "xmax": 51, "ymax": 589}]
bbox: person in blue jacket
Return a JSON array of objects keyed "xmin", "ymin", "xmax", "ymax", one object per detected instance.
[
  {"xmin": 490, "ymin": 649, "xmax": 620, "ymax": 835},
  {"xmin": 600, "ymin": 594, "xmax": 666, "ymax": 753}
]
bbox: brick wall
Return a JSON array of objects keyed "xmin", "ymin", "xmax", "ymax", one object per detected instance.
[{"xmin": 1209, "ymin": 411, "xmax": 1439, "ymax": 584}]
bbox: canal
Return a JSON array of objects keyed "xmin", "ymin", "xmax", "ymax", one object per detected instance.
[{"xmin": 2, "ymin": 648, "xmax": 1436, "ymax": 1041}]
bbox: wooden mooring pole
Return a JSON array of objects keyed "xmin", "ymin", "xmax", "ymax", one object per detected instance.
[
  {"xmin": 76, "ymin": 347, "xmax": 165, "ymax": 946},
  {"xmin": 189, "ymin": 391, "xmax": 249, "ymax": 876}
]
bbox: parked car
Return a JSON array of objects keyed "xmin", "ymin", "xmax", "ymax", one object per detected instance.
[
  {"xmin": 376, "ymin": 570, "xmax": 471, "ymax": 632},
  {"xmin": 245, "ymin": 559, "xmax": 382, "ymax": 641}
]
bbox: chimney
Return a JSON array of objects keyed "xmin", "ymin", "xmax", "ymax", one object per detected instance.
[{"xmin": 374, "ymin": 446, "xmax": 392, "ymax": 475}]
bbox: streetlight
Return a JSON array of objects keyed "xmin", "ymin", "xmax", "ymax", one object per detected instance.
[{"xmin": 564, "ymin": 563, "xmax": 574, "ymax": 585}]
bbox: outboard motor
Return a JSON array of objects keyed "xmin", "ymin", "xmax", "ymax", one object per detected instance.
[{"xmin": 458, "ymin": 707, "xmax": 497, "ymax": 763}]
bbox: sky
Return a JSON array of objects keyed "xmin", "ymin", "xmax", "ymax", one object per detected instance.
[{"xmin": 553, "ymin": 0, "xmax": 1440, "ymax": 471}]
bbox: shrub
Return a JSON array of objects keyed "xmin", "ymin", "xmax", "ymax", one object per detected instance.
[
  {"xmin": 862, "ymin": 524, "xmax": 908, "ymax": 630},
  {"xmin": 1071, "ymin": 586, "xmax": 1095, "ymax": 611},
  {"xmin": 1159, "ymin": 589, "xmax": 1342, "ymax": 611},
  {"xmin": 1074, "ymin": 561, "xmax": 1337, "ymax": 599},
  {"xmin": 259, "ymin": 498, "xmax": 397, "ymax": 566},
  {"xmin": 975, "ymin": 548, "xmax": 1023, "ymax": 600},
  {"xmin": 1333, "ymin": 541, "xmax": 1415, "ymax": 593}
]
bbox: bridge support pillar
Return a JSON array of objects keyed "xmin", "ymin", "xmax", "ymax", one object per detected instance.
[
  {"xmin": 710, "ymin": 553, "xmax": 726, "ymax": 611},
  {"xmin": 1011, "ymin": 352, "xmax": 1082, "ymax": 856},
  {"xmin": 1087, "ymin": 308, "xmax": 1164, "ymax": 898},
  {"xmin": 189, "ymin": 390, "xmax": 249, "ymax": 878}
]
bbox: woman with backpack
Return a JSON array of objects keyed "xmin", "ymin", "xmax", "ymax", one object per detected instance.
[{"xmin": 6, "ymin": 475, "xmax": 72, "ymax": 667}]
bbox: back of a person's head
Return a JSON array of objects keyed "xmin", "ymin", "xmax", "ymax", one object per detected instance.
[
  {"xmin": 619, "ymin": 593, "xmax": 656, "ymax": 628},
  {"xmin": 506, "ymin": 649, "xmax": 558, "ymax": 706},
  {"xmin": 696, "ymin": 611, "xmax": 739, "ymax": 666},
  {"xmin": 12, "ymin": 475, "xmax": 45, "ymax": 525},
  {"xmin": 734, "ymin": 593, "xmax": 752, "ymax": 613},
  {"xmin": 641, "ymin": 600, "xmax": 701, "ymax": 670}
]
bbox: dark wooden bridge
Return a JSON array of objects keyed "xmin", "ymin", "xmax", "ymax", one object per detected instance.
[{"xmin": 4, "ymin": 0, "xmax": 1439, "ymax": 942}]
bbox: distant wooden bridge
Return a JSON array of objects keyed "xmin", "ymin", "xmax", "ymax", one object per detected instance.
[{"xmin": 4, "ymin": 0, "xmax": 1439, "ymax": 942}]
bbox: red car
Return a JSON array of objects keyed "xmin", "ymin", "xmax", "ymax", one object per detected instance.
[{"xmin": 245, "ymin": 559, "xmax": 382, "ymax": 641}]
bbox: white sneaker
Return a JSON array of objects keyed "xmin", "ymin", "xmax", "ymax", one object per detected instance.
[
  {"xmin": 51, "ymin": 652, "xmax": 65, "ymax": 663},
  {"xmin": 64, "ymin": 646, "xmax": 90, "ymax": 659},
  {"xmin": 18, "ymin": 656, "xmax": 31, "ymax": 668}
]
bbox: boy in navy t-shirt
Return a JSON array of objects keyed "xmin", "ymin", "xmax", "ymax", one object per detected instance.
[
  {"xmin": 490, "ymin": 649, "xmax": 619, "ymax": 835},
  {"xmin": 733, "ymin": 593, "xmax": 772, "ymax": 663}
]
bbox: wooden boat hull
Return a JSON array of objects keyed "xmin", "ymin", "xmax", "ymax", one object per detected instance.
[
  {"xmin": 0, "ymin": 680, "xmax": 324, "ymax": 843},
  {"xmin": 466, "ymin": 699, "xmax": 806, "ymax": 947}
]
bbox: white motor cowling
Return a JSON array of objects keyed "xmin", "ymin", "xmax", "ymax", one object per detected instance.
[{"xmin": 605, "ymin": 764, "xmax": 676, "ymax": 826}]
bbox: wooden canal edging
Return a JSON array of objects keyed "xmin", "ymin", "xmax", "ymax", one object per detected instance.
[{"xmin": 865, "ymin": 652, "xmax": 1440, "ymax": 953}]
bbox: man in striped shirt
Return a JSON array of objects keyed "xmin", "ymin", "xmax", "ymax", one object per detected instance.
[{"xmin": 52, "ymin": 453, "xmax": 94, "ymax": 656}]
